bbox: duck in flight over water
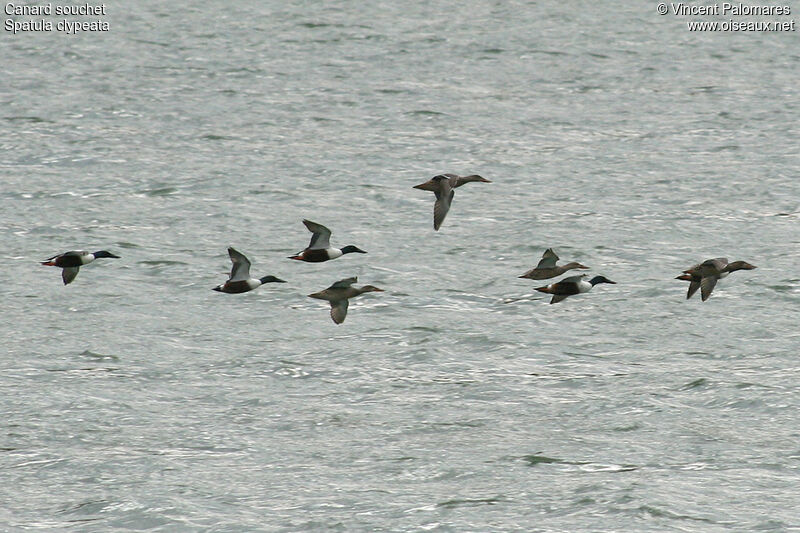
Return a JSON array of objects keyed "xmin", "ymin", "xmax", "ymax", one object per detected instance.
[
  {"xmin": 213, "ymin": 247, "xmax": 286, "ymax": 293},
  {"xmin": 677, "ymin": 258, "xmax": 756, "ymax": 301},
  {"xmin": 519, "ymin": 248, "xmax": 589, "ymax": 280},
  {"xmin": 413, "ymin": 173, "xmax": 492, "ymax": 230},
  {"xmin": 41, "ymin": 250, "xmax": 120, "ymax": 285},
  {"xmin": 308, "ymin": 277, "xmax": 384, "ymax": 324},
  {"xmin": 289, "ymin": 220, "xmax": 367, "ymax": 262},
  {"xmin": 535, "ymin": 274, "xmax": 616, "ymax": 304}
]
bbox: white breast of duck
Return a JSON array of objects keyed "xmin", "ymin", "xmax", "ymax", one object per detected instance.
[
  {"xmin": 568, "ymin": 275, "xmax": 616, "ymax": 294},
  {"xmin": 77, "ymin": 253, "xmax": 96, "ymax": 265}
]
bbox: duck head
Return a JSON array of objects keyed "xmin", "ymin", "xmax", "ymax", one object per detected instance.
[
  {"xmin": 461, "ymin": 174, "xmax": 492, "ymax": 183},
  {"xmin": 589, "ymin": 275, "xmax": 616, "ymax": 286},
  {"xmin": 727, "ymin": 261, "xmax": 757, "ymax": 271},
  {"xmin": 358, "ymin": 285, "xmax": 384, "ymax": 294},
  {"xmin": 564, "ymin": 262, "xmax": 589, "ymax": 270},
  {"xmin": 341, "ymin": 245, "xmax": 367, "ymax": 255},
  {"xmin": 93, "ymin": 251, "xmax": 120, "ymax": 259}
]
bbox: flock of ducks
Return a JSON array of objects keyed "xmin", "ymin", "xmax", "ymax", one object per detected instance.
[{"xmin": 41, "ymin": 173, "xmax": 758, "ymax": 322}]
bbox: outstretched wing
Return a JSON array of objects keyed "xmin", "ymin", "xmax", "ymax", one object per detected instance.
[
  {"xmin": 686, "ymin": 278, "xmax": 701, "ymax": 299},
  {"xmin": 330, "ymin": 299, "xmax": 349, "ymax": 324},
  {"xmin": 433, "ymin": 186, "xmax": 454, "ymax": 231},
  {"xmin": 703, "ymin": 257, "xmax": 728, "ymax": 270},
  {"xmin": 227, "ymin": 247, "xmax": 251, "ymax": 281},
  {"xmin": 303, "ymin": 220, "xmax": 332, "ymax": 250},
  {"xmin": 329, "ymin": 277, "xmax": 357, "ymax": 289},
  {"xmin": 536, "ymin": 248, "xmax": 559, "ymax": 269},
  {"xmin": 62, "ymin": 267, "xmax": 80, "ymax": 285},
  {"xmin": 700, "ymin": 276, "xmax": 718, "ymax": 301},
  {"xmin": 550, "ymin": 294, "xmax": 569, "ymax": 304},
  {"xmin": 691, "ymin": 258, "xmax": 727, "ymax": 277}
]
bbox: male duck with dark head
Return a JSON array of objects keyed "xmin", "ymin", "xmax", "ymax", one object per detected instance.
[
  {"xmin": 308, "ymin": 276, "xmax": 383, "ymax": 324},
  {"xmin": 413, "ymin": 173, "xmax": 492, "ymax": 230},
  {"xmin": 289, "ymin": 219, "xmax": 366, "ymax": 262},
  {"xmin": 676, "ymin": 257, "xmax": 756, "ymax": 301},
  {"xmin": 42, "ymin": 250, "xmax": 120, "ymax": 285},
  {"xmin": 213, "ymin": 247, "xmax": 285, "ymax": 294},
  {"xmin": 519, "ymin": 248, "xmax": 589, "ymax": 280},
  {"xmin": 535, "ymin": 274, "xmax": 616, "ymax": 304}
]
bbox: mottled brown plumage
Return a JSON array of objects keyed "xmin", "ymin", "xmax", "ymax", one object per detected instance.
[
  {"xmin": 677, "ymin": 258, "xmax": 756, "ymax": 301},
  {"xmin": 308, "ymin": 277, "xmax": 383, "ymax": 324},
  {"xmin": 519, "ymin": 248, "xmax": 589, "ymax": 280},
  {"xmin": 413, "ymin": 174, "xmax": 492, "ymax": 230}
]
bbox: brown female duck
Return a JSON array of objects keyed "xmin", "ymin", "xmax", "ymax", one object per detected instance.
[
  {"xmin": 413, "ymin": 173, "xmax": 492, "ymax": 230},
  {"xmin": 308, "ymin": 277, "xmax": 383, "ymax": 324},
  {"xmin": 677, "ymin": 258, "xmax": 756, "ymax": 301},
  {"xmin": 519, "ymin": 248, "xmax": 589, "ymax": 280}
]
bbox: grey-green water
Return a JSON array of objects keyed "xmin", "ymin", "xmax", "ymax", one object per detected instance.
[{"xmin": 2, "ymin": 1, "xmax": 799, "ymax": 531}]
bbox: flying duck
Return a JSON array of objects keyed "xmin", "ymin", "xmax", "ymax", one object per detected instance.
[
  {"xmin": 412, "ymin": 173, "xmax": 492, "ymax": 230},
  {"xmin": 41, "ymin": 250, "xmax": 120, "ymax": 285},
  {"xmin": 308, "ymin": 276, "xmax": 384, "ymax": 324},
  {"xmin": 535, "ymin": 274, "xmax": 616, "ymax": 304},
  {"xmin": 289, "ymin": 220, "xmax": 366, "ymax": 262},
  {"xmin": 677, "ymin": 258, "xmax": 756, "ymax": 301},
  {"xmin": 213, "ymin": 247, "xmax": 285, "ymax": 293},
  {"xmin": 519, "ymin": 248, "xmax": 589, "ymax": 280}
]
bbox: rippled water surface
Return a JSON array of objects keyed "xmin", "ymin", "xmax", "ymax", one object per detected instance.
[{"xmin": 2, "ymin": 1, "xmax": 800, "ymax": 531}]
